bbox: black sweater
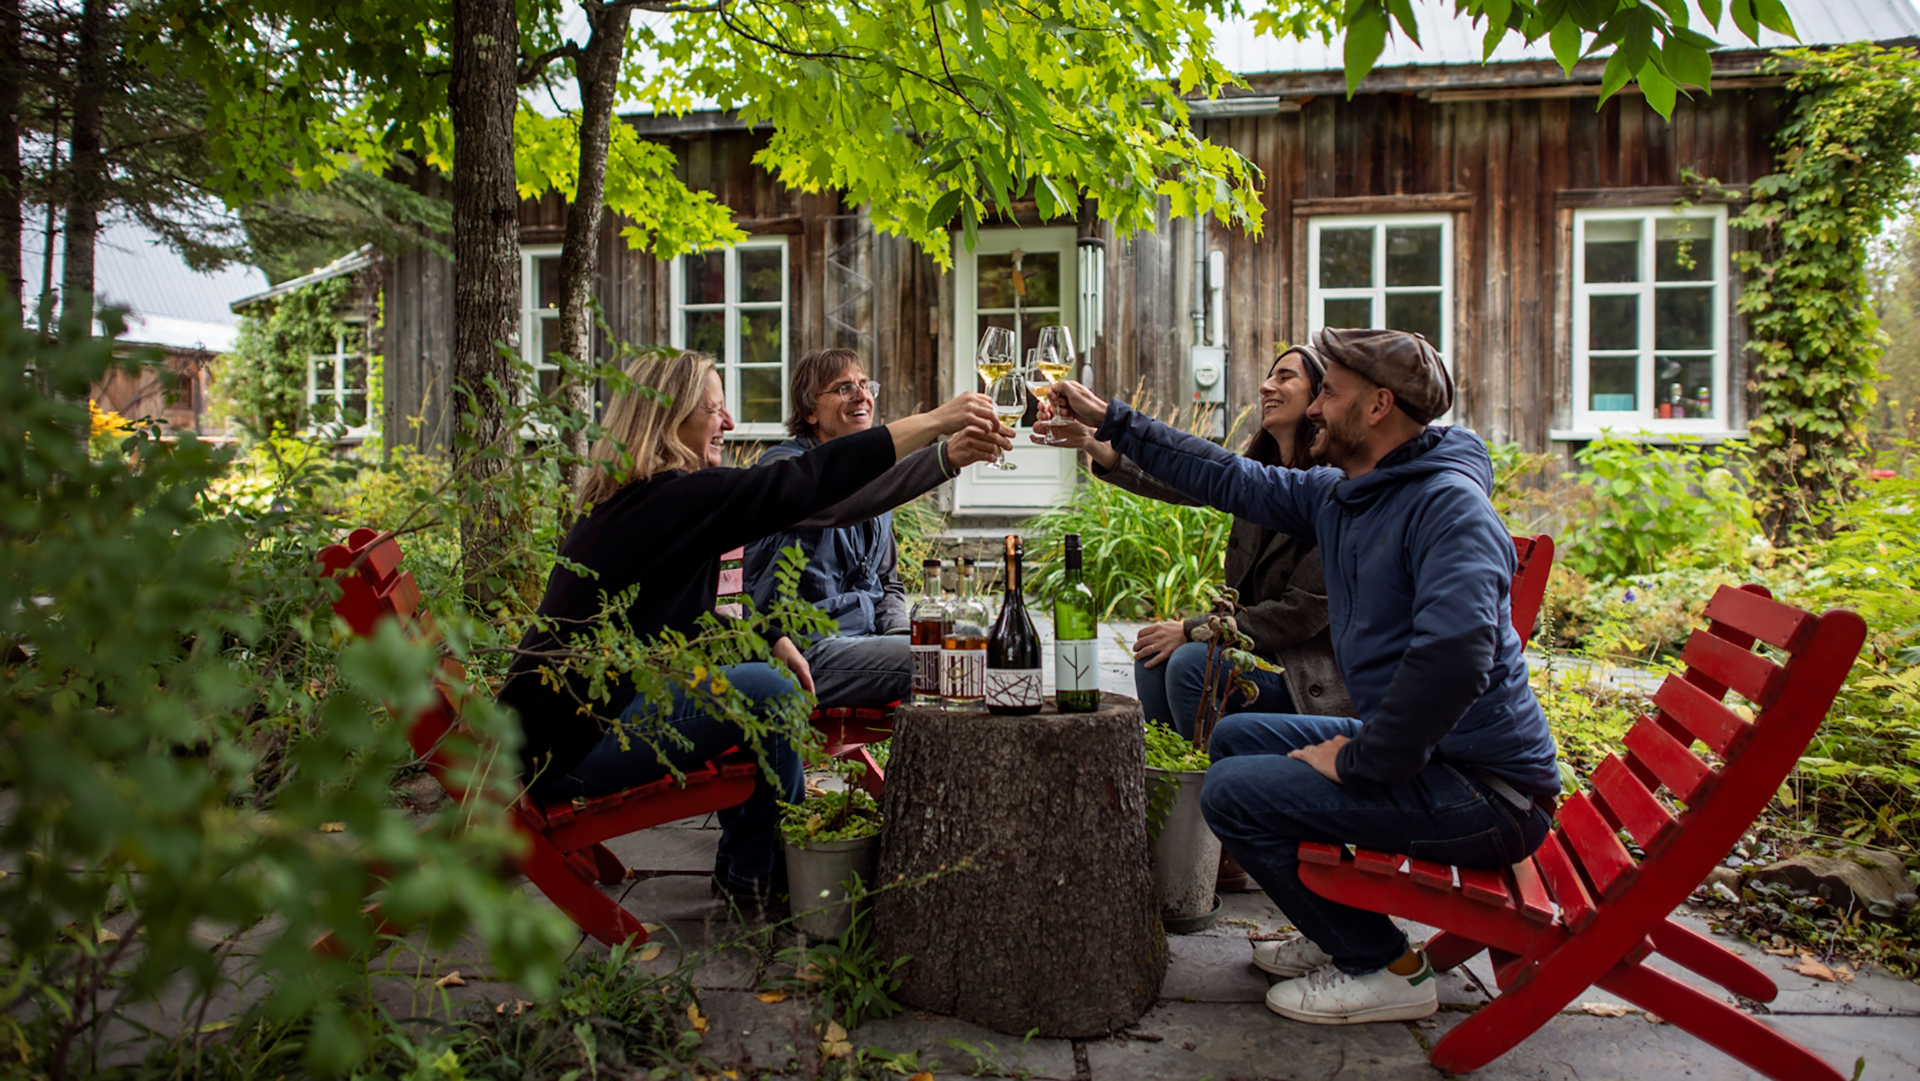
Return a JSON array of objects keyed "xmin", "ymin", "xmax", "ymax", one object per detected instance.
[{"xmin": 498, "ymin": 426, "xmax": 899, "ymax": 783}]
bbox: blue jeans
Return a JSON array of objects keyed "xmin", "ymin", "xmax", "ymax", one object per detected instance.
[
  {"xmin": 1201, "ymin": 713, "xmax": 1551, "ymax": 975},
  {"xmin": 1135, "ymin": 640, "xmax": 1293, "ymax": 740},
  {"xmin": 533, "ymin": 662, "xmax": 806, "ymax": 893}
]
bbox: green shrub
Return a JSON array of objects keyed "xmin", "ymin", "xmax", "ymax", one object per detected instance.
[
  {"xmin": 1025, "ymin": 468, "xmax": 1230, "ymax": 620},
  {"xmin": 1559, "ymin": 433, "xmax": 1760, "ymax": 580}
]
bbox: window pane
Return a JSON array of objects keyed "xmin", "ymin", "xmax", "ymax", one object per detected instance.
[
  {"xmin": 310, "ymin": 393, "xmax": 338, "ymax": 424},
  {"xmin": 739, "ymin": 309, "xmax": 784, "ymax": 367},
  {"xmin": 1324, "ymin": 296, "xmax": 1372, "ymax": 327},
  {"xmin": 344, "ymin": 353, "xmax": 369, "ymax": 393},
  {"xmin": 1654, "ymin": 287, "xmax": 1713, "ymax": 350},
  {"xmin": 313, "ymin": 357, "xmax": 336, "ymax": 391},
  {"xmin": 683, "ymin": 252, "xmax": 726, "ymax": 305},
  {"xmin": 1020, "ymin": 253, "xmax": 1060, "ymax": 307},
  {"xmin": 1655, "ymin": 356, "xmax": 1716, "ymax": 419},
  {"xmin": 1589, "ymin": 355, "xmax": 1637, "ymax": 411},
  {"xmin": 1384, "ymin": 227, "xmax": 1442, "ymax": 287},
  {"xmin": 536, "ymin": 256, "xmax": 564, "ymax": 309},
  {"xmin": 738, "ymin": 365, "xmax": 783, "ymax": 424},
  {"xmin": 740, "ymin": 247, "xmax": 783, "ymax": 303},
  {"xmin": 1584, "ymin": 220, "xmax": 1640, "ymax": 283},
  {"xmin": 1589, "ymin": 295, "xmax": 1639, "ymax": 351},
  {"xmin": 1655, "ymin": 219, "xmax": 1714, "ymax": 282},
  {"xmin": 538, "ymin": 368, "xmax": 563, "ymax": 398},
  {"xmin": 1383, "ymin": 292, "xmax": 1442, "ymax": 348},
  {"xmin": 684, "ymin": 309, "xmax": 725, "ymax": 359},
  {"xmin": 1318, "ymin": 227, "xmax": 1373, "ymax": 289},
  {"xmin": 977, "ymin": 254, "xmax": 1016, "ymax": 310},
  {"xmin": 340, "ymin": 393, "xmax": 368, "ymax": 429},
  {"xmin": 537, "ymin": 314, "xmax": 562, "ymax": 365}
]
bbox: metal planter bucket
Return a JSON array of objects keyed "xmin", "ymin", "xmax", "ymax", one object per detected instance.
[
  {"xmin": 784, "ymin": 833, "xmax": 881, "ymax": 940},
  {"xmin": 1145, "ymin": 766, "xmax": 1220, "ymax": 932}
]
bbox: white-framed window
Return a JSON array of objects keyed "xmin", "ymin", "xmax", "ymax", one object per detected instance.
[
  {"xmin": 1307, "ymin": 215, "xmax": 1454, "ymax": 386},
  {"xmin": 307, "ymin": 321, "xmax": 373, "ymax": 438},
  {"xmin": 1571, "ymin": 206, "xmax": 1729, "ymax": 434},
  {"xmin": 670, "ymin": 238, "xmax": 790, "ymax": 436},
  {"xmin": 521, "ymin": 245, "xmax": 564, "ymax": 399}
]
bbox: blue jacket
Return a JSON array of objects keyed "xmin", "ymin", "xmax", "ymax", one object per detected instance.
[
  {"xmin": 743, "ymin": 436, "xmax": 902, "ymax": 640},
  {"xmin": 1098, "ymin": 403, "xmax": 1561, "ymax": 800}
]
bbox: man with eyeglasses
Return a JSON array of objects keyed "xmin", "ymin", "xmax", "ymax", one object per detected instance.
[{"xmin": 742, "ymin": 348, "xmax": 1006, "ymax": 710}]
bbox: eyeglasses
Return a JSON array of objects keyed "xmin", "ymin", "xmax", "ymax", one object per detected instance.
[{"xmin": 821, "ymin": 380, "xmax": 880, "ymax": 402}]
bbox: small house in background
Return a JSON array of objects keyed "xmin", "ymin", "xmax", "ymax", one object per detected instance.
[
  {"xmin": 22, "ymin": 219, "xmax": 268, "ymax": 436},
  {"xmin": 378, "ymin": 0, "xmax": 1920, "ymax": 520},
  {"xmin": 228, "ymin": 247, "xmax": 384, "ymax": 443}
]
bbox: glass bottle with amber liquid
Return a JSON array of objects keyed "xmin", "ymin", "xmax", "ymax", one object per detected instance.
[
  {"xmin": 1052, "ymin": 533, "xmax": 1099, "ymax": 712},
  {"xmin": 908, "ymin": 558, "xmax": 950, "ymax": 707},
  {"xmin": 940, "ymin": 558, "xmax": 989, "ymax": 710},
  {"xmin": 985, "ymin": 535, "xmax": 1043, "ymax": 715}
]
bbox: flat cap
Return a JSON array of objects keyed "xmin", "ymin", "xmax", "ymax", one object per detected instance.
[{"xmin": 1311, "ymin": 327, "xmax": 1453, "ymax": 425}]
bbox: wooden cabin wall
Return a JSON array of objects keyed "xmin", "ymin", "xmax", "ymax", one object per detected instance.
[{"xmin": 1196, "ymin": 86, "xmax": 1779, "ymax": 450}]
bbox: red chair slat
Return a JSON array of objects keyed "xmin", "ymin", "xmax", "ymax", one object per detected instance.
[
  {"xmin": 384, "ymin": 571, "xmax": 423, "ymax": 622},
  {"xmin": 1510, "ymin": 857, "xmax": 1554, "ymax": 925},
  {"xmin": 1299, "ymin": 841, "xmax": 1344, "ymax": 866},
  {"xmin": 1531, "ymin": 833, "xmax": 1597, "ymax": 932},
  {"xmin": 358, "ymin": 531, "xmax": 403, "ymax": 581},
  {"xmin": 1680, "ymin": 628, "xmax": 1786, "ymax": 708},
  {"xmin": 1554, "ymin": 795, "xmax": 1638, "ymax": 900},
  {"xmin": 1356, "ymin": 849, "xmax": 1400, "ymax": 875},
  {"xmin": 1591, "ymin": 755, "xmax": 1678, "ymax": 854},
  {"xmin": 1652, "ymin": 673, "xmax": 1753, "ymax": 758},
  {"xmin": 1510, "ymin": 534, "xmax": 1554, "ymax": 643},
  {"xmin": 1460, "ymin": 867, "xmax": 1512, "ymax": 907},
  {"xmin": 1622, "ymin": 717, "xmax": 1714, "ymax": 804},
  {"xmin": 1411, "ymin": 858, "xmax": 1455, "ymax": 891},
  {"xmin": 1702, "ymin": 585, "xmax": 1812, "ymax": 652}
]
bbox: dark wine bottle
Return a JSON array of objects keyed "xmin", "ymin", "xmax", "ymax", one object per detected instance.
[
  {"xmin": 985, "ymin": 534, "xmax": 1043, "ymax": 715},
  {"xmin": 1053, "ymin": 533, "xmax": 1099, "ymax": 712}
]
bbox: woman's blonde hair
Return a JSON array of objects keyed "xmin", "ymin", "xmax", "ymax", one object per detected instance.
[{"xmin": 577, "ymin": 351, "xmax": 718, "ymax": 510}]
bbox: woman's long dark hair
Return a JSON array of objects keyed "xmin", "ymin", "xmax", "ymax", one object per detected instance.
[{"xmin": 1243, "ymin": 344, "xmax": 1325, "ymax": 468}]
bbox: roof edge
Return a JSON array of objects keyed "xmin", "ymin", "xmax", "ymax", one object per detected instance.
[{"xmin": 230, "ymin": 245, "xmax": 378, "ymax": 313}]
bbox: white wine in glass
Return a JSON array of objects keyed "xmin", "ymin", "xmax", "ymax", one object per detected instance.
[
  {"xmin": 976, "ymin": 326, "xmax": 1017, "ymax": 388},
  {"xmin": 985, "ymin": 372, "xmax": 1025, "ymax": 470},
  {"xmin": 1034, "ymin": 325, "xmax": 1077, "ymax": 383}
]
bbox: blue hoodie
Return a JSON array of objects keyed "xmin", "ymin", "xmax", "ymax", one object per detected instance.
[{"xmin": 1098, "ymin": 403, "xmax": 1560, "ymax": 801}]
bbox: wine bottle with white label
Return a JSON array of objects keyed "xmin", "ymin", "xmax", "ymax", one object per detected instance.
[
  {"xmin": 1053, "ymin": 533, "xmax": 1099, "ymax": 712},
  {"xmin": 908, "ymin": 558, "xmax": 950, "ymax": 707},
  {"xmin": 985, "ymin": 535, "xmax": 1042, "ymax": 715},
  {"xmin": 940, "ymin": 558, "xmax": 989, "ymax": 710}
]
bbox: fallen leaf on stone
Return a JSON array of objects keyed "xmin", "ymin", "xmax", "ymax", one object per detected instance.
[
  {"xmin": 909, "ymin": 1073, "xmax": 935, "ymax": 1081},
  {"xmin": 435, "ymin": 971, "xmax": 466, "ymax": 988},
  {"xmin": 1765, "ymin": 947, "xmax": 1798, "ymax": 956},
  {"xmin": 688, "ymin": 1002, "xmax": 709, "ymax": 1036},
  {"xmin": 821, "ymin": 1039, "xmax": 852, "ymax": 1060},
  {"xmin": 492, "ymin": 999, "xmax": 533, "ymax": 1017},
  {"xmin": 795, "ymin": 963, "xmax": 824, "ymax": 982},
  {"xmin": 1834, "ymin": 962, "xmax": 1857, "ymax": 983},
  {"xmin": 823, "ymin": 1021, "xmax": 848, "ymax": 1043},
  {"xmin": 319, "ymin": 822, "xmax": 345, "ymax": 833},
  {"xmin": 755, "ymin": 990, "xmax": 789, "ymax": 1003},
  {"xmin": 96, "ymin": 928, "xmax": 120, "ymax": 945},
  {"xmin": 1644, "ymin": 1012, "xmax": 1665, "ymax": 1024},
  {"xmin": 1788, "ymin": 955, "xmax": 1837, "ymax": 982},
  {"xmin": 1580, "ymin": 1002, "xmax": 1634, "ymax": 1017},
  {"xmin": 637, "ymin": 943, "xmax": 664, "ymax": 962},
  {"xmin": 641, "ymin": 922, "xmax": 666, "ymax": 933}
]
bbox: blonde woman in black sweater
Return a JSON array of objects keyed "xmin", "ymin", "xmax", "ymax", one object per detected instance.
[{"xmin": 499, "ymin": 350, "xmax": 1002, "ymax": 901}]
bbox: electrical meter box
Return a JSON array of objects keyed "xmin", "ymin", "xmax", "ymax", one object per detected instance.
[{"xmin": 1191, "ymin": 345, "xmax": 1226, "ymax": 405}]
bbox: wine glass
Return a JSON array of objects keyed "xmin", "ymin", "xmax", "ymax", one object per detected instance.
[
  {"xmin": 976, "ymin": 326, "xmax": 1017, "ymax": 391},
  {"xmin": 1034, "ymin": 325, "xmax": 1077, "ymax": 384},
  {"xmin": 984, "ymin": 372, "xmax": 1026, "ymax": 471},
  {"xmin": 1026, "ymin": 344, "xmax": 1066, "ymax": 445}
]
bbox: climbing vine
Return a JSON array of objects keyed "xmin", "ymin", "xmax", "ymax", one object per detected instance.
[
  {"xmin": 1733, "ymin": 44, "xmax": 1920, "ymax": 542},
  {"xmin": 215, "ymin": 275, "xmax": 354, "ymax": 439}
]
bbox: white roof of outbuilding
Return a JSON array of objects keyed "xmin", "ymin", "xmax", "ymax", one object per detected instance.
[
  {"xmin": 20, "ymin": 217, "xmax": 268, "ymax": 353},
  {"xmin": 1209, "ymin": 0, "xmax": 1920, "ymax": 76}
]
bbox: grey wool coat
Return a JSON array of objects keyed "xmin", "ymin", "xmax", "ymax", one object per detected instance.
[{"xmin": 1095, "ymin": 455, "xmax": 1355, "ymax": 718}]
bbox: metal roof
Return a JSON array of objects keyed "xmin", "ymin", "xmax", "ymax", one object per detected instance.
[
  {"xmin": 229, "ymin": 245, "xmax": 376, "ymax": 313},
  {"xmin": 19, "ymin": 217, "xmax": 268, "ymax": 353}
]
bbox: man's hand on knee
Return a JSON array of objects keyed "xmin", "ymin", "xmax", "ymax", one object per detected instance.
[{"xmin": 1288, "ymin": 735, "xmax": 1349, "ymax": 784}]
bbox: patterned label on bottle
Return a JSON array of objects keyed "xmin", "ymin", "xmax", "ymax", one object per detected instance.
[
  {"xmin": 941, "ymin": 649, "xmax": 985, "ymax": 700},
  {"xmin": 985, "ymin": 667, "xmax": 1042, "ymax": 708},
  {"xmin": 910, "ymin": 645, "xmax": 941, "ymax": 695},
  {"xmin": 1054, "ymin": 640, "xmax": 1099, "ymax": 693}
]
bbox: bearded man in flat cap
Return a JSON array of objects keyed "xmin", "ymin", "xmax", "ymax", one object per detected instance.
[{"xmin": 1049, "ymin": 327, "xmax": 1559, "ymax": 1028}]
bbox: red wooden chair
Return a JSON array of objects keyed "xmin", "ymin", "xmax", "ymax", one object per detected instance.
[
  {"xmin": 319, "ymin": 529, "xmax": 891, "ymax": 948},
  {"xmin": 1296, "ymin": 584, "xmax": 1867, "ymax": 1081},
  {"xmin": 1510, "ymin": 533, "xmax": 1554, "ymax": 644}
]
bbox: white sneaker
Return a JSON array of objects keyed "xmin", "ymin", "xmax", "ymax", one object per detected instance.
[
  {"xmin": 1264, "ymin": 955, "xmax": 1439, "ymax": 1025},
  {"xmin": 1251, "ymin": 935, "xmax": 1333, "ymax": 978}
]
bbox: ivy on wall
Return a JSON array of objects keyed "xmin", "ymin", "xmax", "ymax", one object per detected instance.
[
  {"xmin": 215, "ymin": 275, "xmax": 353, "ymax": 440},
  {"xmin": 1733, "ymin": 44, "xmax": 1920, "ymax": 541}
]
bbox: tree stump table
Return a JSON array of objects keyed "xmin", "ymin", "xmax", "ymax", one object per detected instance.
[{"xmin": 873, "ymin": 692, "xmax": 1163, "ymax": 1038}]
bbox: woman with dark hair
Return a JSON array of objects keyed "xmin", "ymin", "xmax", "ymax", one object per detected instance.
[
  {"xmin": 497, "ymin": 350, "xmax": 1003, "ymax": 902},
  {"xmin": 1050, "ymin": 346, "xmax": 1353, "ymax": 738}
]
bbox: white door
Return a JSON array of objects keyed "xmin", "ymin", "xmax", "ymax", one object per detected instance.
[{"xmin": 951, "ymin": 227, "xmax": 1079, "ymax": 514}]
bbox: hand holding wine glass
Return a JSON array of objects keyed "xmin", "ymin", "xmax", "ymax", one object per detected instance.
[{"xmin": 1047, "ymin": 379, "xmax": 1111, "ymax": 429}]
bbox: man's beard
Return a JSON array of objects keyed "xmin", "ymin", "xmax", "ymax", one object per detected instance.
[{"xmin": 1311, "ymin": 402, "xmax": 1369, "ymax": 473}]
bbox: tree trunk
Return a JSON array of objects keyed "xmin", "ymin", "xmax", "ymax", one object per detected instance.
[
  {"xmin": 873, "ymin": 694, "xmax": 1164, "ymax": 1038},
  {"xmin": 449, "ymin": 0, "xmax": 522, "ymax": 606},
  {"xmin": 0, "ymin": 0, "xmax": 22, "ymax": 323},
  {"xmin": 59, "ymin": 0, "xmax": 106, "ymax": 337},
  {"xmin": 554, "ymin": 1, "xmax": 632, "ymax": 518}
]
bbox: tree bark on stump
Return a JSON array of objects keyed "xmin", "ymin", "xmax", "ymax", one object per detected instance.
[{"xmin": 874, "ymin": 693, "xmax": 1163, "ymax": 1038}]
